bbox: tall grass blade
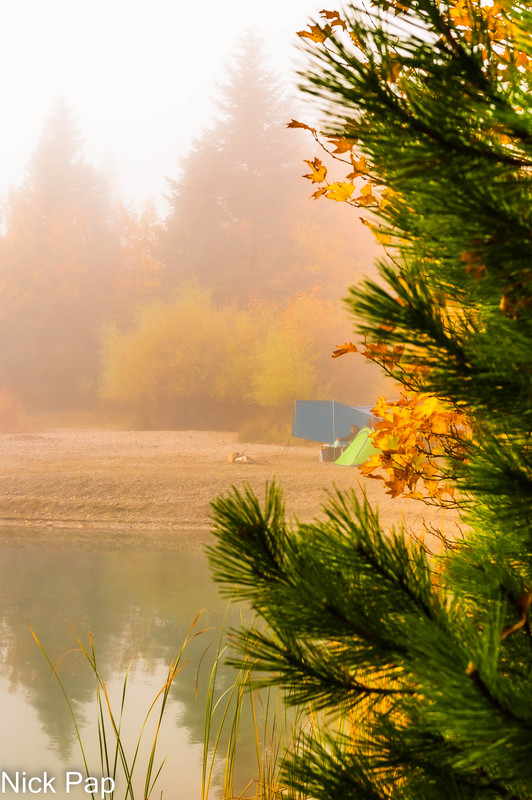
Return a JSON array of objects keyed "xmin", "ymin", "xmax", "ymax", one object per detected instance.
[{"xmin": 31, "ymin": 613, "xmax": 206, "ymax": 800}]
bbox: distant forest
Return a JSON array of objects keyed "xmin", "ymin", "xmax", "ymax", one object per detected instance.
[{"xmin": 0, "ymin": 36, "xmax": 384, "ymax": 433}]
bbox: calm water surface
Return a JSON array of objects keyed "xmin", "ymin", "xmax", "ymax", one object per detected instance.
[{"xmin": 0, "ymin": 534, "xmax": 254, "ymax": 800}]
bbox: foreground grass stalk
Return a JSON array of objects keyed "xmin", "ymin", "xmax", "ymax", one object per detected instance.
[
  {"xmin": 32, "ymin": 600, "xmax": 336, "ymax": 800},
  {"xmin": 200, "ymin": 604, "xmax": 328, "ymax": 800},
  {"xmin": 31, "ymin": 613, "xmax": 208, "ymax": 800}
]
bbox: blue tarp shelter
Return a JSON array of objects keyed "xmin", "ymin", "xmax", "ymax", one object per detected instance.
[{"xmin": 291, "ymin": 400, "xmax": 377, "ymax": 444}]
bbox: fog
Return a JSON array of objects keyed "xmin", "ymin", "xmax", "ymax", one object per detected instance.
[
  {"xmin": 0, "ymin": 0, "xmax": 326, "ymax": 207},
  {"xmin": 0, "ymin": 1, "xmax": 387, "ymax": 436}
]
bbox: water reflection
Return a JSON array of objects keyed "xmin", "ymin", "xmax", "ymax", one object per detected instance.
[{"xmin": 0, "ymin": 537, "xmax": 247, "ymax": 799}]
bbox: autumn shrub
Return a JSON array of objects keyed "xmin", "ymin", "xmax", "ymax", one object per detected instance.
[
  {"xmin": 100, "ymin": 288, "xmax": 250, "ymax": 429},
  {"xmin": 249, "ymin": 292, "xmax": 385, "ymax": 418},
  {"xmin": 99, "ymin": 287, "xmax": 384, "ymax": 432},
  {"xmin": 251, "ymin": 297, "xmax": 319, "ymax": 408}
]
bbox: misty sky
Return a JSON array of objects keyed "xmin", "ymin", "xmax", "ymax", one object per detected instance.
[{"xmin": 1, "ymin": 0, "xmax": 326, "ymax": 209}]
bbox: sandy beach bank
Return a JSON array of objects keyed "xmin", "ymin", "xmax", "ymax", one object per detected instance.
[{"xmin": 0, "ymin": 429, "xmax": 457, "ymax": 550}]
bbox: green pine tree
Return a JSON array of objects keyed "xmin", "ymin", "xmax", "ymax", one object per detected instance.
[{"xmin": 208, "ymin": 0, "xmax": 532, "ymax": 797}]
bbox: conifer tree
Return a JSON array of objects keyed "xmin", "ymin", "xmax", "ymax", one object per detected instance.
[
  {"xmin": 208, "ymin": 0, "xmax": 532, "ymax": 797},
  {"xmin": 0, "ymin": 100, "xmax": 119, "ymax": 410},
  {"xmin": 162, "ymin": 33, "xmax": 379, "ymax": 304},
  {"xmin": 162, "ymin": 33, "xmax": 303, "ymax": 303}
]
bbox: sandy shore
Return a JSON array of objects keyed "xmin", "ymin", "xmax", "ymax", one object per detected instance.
[{"xmin": 0, "ymin": 429, "xmax": 458, "ymax": 550}]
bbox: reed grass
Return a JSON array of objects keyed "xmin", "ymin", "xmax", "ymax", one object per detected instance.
[
  {"xmin": 31, "ymin": 601, "xmax": 339, "ymax": 800},
  {"xmin": 199, "ymin": 603, "xmax": 330, "ymax": 800},
  {"xmin": 31, "ymin": 612, "xmax": 208, "ymax": 800}
]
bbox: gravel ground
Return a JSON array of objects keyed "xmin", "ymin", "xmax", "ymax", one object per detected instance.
[{"xmin": 0, "ymin": 428, "xmax": 459, "ymax": 551}]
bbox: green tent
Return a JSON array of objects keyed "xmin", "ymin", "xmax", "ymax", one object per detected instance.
[{"xmin": 335, "ymin": 427, "xmax": 379, "ymax": 466}]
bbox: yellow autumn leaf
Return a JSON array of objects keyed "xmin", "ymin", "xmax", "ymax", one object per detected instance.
[
  {"xmin": 349, "ymin": 30, "xmax": 363, "ymax": 48},
  {"xmin": 515, "ymin": 51, "xmax": 529, "ymax": 68},
  {"xmin": 424, "ymin": 479, "xmax": 441, "ymax": 497},
  {"xmin": 416, "ymin": 395, "xmax": 439, "ymax": 417},
  {"xmin": 297, "ymin": 23, "xmax": 332, "ymax": 43},
  {"xmin": 319, "ymin": 9, "xmax": 347, "ymax": 29},
  {"xmin": 359, "ymin": 464, "xmax": 376, "ymax": 477},
  {"xmin": 395, "ymin": 406, "xmax": 415, "ymax": 429},
  {"xmin": 286, "ymin": 119, "xmax": 317, "ymax": 133},
  {"xmin": 365, "ymin": 341, "xmax": 388, "ymax": 355},
  {"xmin": 371, "ymin": 396, "xmax": 390, "ymax": 418},
  {"xmin": 359, "ymin": 387, "xmax": 470, "ymax": 504},
  {"xmin": 327, "ymin": 136, "xmax": 357, "ymax": 154},
  {"xmin": 346, "ymin": 156, "xmax": 368, "ymax": 180},
  {"xmin": 391, "ymin": 453, "xmax": 409, "ymax": 469},
  {"xmin": 421, "ymin": 461, "xmax": 439, "ymax": 478},
  {"xmin": 332, "ymin": 341, "xmax": 358, "ymax": 358},
  {"xmin": 385, "ymin": 476, "xmax": 406, "ymax": 498},
  {"xmin": 431, "ymin": 414, "xmax": 450, "ymax": 435},
  {"xmin": 362, "ymin": 453, "xmax": 381, "ymax": 472},
  {"xmin": 400, "ymin": 430, "xmax": 419, "ymax": 449},
  {"xmin": 366, "ymin": 225, "xmax": 391, "ymax": 245},
  {"xmin": 302, "ymin": 158, "xmax": 327, "ymax": 183},
  {"xmin": 326, "ymin": 181, "xmax": 355, "ymax": 201},
  {"xmin": 356, "ymin": 189, "xmax": 375, "ymax": 206},
  {"xmin": 311, "ymin": 186, "xmax": 329, "ymax": 200},
  {"xmin": 374, "ymin": 432, "xmax": 400, "ymax": 450}
]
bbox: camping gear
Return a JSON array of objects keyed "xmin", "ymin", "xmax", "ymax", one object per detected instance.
[
  {"xmin": 334, "ymin": 427, "xmax": 379, "ymax": 466},
  {"xmin": 319, "ymin": 443, "xmax": 347, "ymax": 462},
  {"xmin": 292, "ymin": 400, "xmax": 376, "ymax": 444}
]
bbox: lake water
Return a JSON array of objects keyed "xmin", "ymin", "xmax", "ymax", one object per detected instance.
[{"xmin": 0, "ymin": 535, "xmax": 263, "ymax": 800}]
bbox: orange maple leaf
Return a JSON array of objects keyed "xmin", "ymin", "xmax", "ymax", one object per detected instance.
[
  {"xmin": 311, "ymin": 186, "xmax": 329, "ymax": 200},
  {"xmin": 326, "ymin": 181, "xmax": 355, "ymax": 201},
  {"xmin": 286, "ymin": 119, "xmax": 316, "ymax": 133},
  {"xmin": 319, "ymin": 9, "xmax": 347, "ymax": 29},
  {"xmin": 332, "ymin": 342, "xmax": 358, "ymax": 358},
  {"xmin": 327, "ymin": 136, "xmax": 357, "ymax": 153},
  {"xmin": 297, "ymin": 23, "xmax": 333, "ymax": 43},
  {"xmin": 302, "ymin": 158, "xmax": 327, "ymax": 183}
]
